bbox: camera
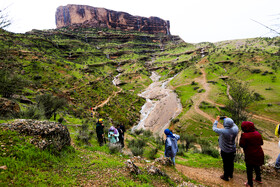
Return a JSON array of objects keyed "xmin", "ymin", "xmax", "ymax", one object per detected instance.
[{"xmin": 220, "ymin": 116, "xmax": 226, "ymax": 120}]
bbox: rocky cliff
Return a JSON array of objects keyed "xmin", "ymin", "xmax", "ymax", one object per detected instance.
[{"xmin": 55, "ymin": 4, "xmax": 170, "ymax": 35}]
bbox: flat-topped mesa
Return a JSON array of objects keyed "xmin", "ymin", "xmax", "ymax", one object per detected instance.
[{"xmin": 55, "ymin": 4, "xmax": 170, "ymax": 35}]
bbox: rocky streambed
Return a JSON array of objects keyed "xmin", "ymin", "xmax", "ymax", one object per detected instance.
[{"xmin": 132, "ymin": 72, "xmax": 182, "ymax": 136}]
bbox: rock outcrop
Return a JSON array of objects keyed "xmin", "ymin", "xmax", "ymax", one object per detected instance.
[
  {"xmin": 55, "ymin": 4, "xmax": 170, "ymax": 35},
  {"xmin": 0, "ymin": 98, "xmax": 20, "ymax": 117},
  {"xmin": 1, "ymin": 119, "xmax": 71, "ymax": 151}
]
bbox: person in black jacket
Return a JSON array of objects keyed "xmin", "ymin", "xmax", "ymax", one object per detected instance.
[
  {"xmin": 96, "ymin": 118, "xmax": 104, "ymax": 146},
  {"xmin": 117, "ymin": 124, "xmax": 126, "ymax": 148}
]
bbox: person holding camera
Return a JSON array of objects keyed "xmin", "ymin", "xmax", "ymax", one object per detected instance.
[{"xmin": 213, "ymin": 116, "xmax": 239, "ymax": 181}]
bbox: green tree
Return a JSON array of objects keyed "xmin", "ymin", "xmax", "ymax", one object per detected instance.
[
  {"xmin": 225, "ymin": 79, "xmax": 255, "ymax": 125},
  {"xmin": 0, "ymin": 68, "xmax": 26, "ymax": 98},
  {"xmin": 36, "ymin": 94, "xmax": 67, "ymax": 120}
]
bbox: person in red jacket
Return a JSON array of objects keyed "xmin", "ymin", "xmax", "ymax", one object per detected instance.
[{"xmin": 239, "ymin": 121, "xmax": 264, "ymax": 187}]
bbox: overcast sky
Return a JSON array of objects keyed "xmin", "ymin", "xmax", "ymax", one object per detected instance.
[{"xmin": 1, "ymin": 0, "xmax": 280, "ymax": 43}]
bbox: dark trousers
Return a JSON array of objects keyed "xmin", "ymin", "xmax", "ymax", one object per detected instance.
[
  {"xmin": 119, "ymin": 134, "xmax": 124, "ymax": 148},
  {"xmin": 221, "ymin": 150, "xmax": 235, "ymax": 179},
  {"xmin": 97, "ymin": 134, "xmax": 103, "ymax": 146},
  {"xmin": 246, "ymin": 163, "xmax": 261, "ymax": 186}
]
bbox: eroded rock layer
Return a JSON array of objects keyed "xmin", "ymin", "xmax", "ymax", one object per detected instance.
[{"xmin": 55, "ymin": 4, "xmax": 170, "ymax": 35}]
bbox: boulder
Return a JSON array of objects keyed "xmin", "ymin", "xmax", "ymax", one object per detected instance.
[
  {"xmin": 0, "ymin": 97, "xmax": 20, "ymax": 117},
  {"xmin": 154, "ymin": 157, "xmax": 173, "ymax": 166},
  {"xmin": 146, "ymin": 165, "xmax": 167, "ymax": 176},
  {"xmin": 125, "ymin": 159, "xmax": 141, "ymax": 175},
  {"xmin": 1, "ymin": 119, "xmax": 71, "ymax": 151}
]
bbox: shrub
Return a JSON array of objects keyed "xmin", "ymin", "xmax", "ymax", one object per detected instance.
[
  {"xmin": 143, "ymin": 129, "xmax": 153, "ymax": 138},
  {"xmin": 130, "ymin": 146, "xmax": 144, "ymax": 156},
  {"xmin": 180, "ymin": 133, "xmax": 197, "ymax": 152},
  {"xmin": 177, "ymin": 144, "xmax": 186, "ymax": 156},
  {"xmin": 147, "ymin": 148, "xmax": 158, "ymax": 159},
  {"xmin": 134, "ymin": 129, "xmax": 144, "ymax": 135},
  {"xmin": 76, "ymin": 121, "xmax": 94, "ymax": 145},
  {"xmin": 154, "ymin": 135, "xmax": 165, "ymax": 146},
  {"xmin": 200, "ymin": 145, "xmax": 219, "ymax": 158},
  {"xmin": 0, "ymin": 68, "xmax": 26, "ymax": 98},
  {"xmin": 128, "ymin": 139, "xmax": 146, "ymax": 148},
  {"xmin": 36, "ymin": 93, "xmax": 67, "ymax": 120},
  {"xmin": 20, "ymin": 105, "xmax": 45, "ymax": 119},
  {"xmin": 108, "ymin": 143, "xmax": 122, "ymax": 154}
]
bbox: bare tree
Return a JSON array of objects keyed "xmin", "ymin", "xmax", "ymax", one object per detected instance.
[{"xmin": 0, "ymin": 7, "xmax": 11, "ymax": 29}]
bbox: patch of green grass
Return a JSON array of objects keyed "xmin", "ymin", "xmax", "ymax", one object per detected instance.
[
  {"xmin": 175, "ymin": 85, "xmax": 197, "ymax": 108},
  {"xmin": 177, "ymin": 151, "xmax": 246, "ymax": 171}
]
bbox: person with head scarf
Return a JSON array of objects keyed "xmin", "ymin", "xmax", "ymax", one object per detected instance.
[
  {"xmin": 108, "ymin": 126, "xmax": 119, "ymax": 144},
  {"xmin": 240, "ymin": 121, "xmax": 264, "ymax": 187},
  {"xmin": 164, "ymin": 129, "xmax": 180, "ymax": 165},
  {"xmin": 213, "ymin": 116, "xmax": 239, "ymax": 181}
]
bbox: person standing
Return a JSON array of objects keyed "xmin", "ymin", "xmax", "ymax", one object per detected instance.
[
  {"xmin": 96, "ymin": 118, "xmax": 105, "ymax": 146},
  {"xmin": 108, "ymin": 126, "xmax": 119, "ymax": 144},
  {"xmin": 275, "ymin": 124, "xmax": 280, "ymax": 169},
  {"xmin": 164, "ymin": 129, "xmax": 180, "ymax": 165},
  {"xmin": 117, "ymin": 124, "xmax": 125, "ymax": 148},
  {"xmin": 239, "ymin": 121, "xmax": 264, "ymax": 187},
  {"xmin": 213, "ymin": 116, "xmax": 239, "ymax": 181}
]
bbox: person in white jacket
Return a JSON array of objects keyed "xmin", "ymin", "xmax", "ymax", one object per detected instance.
[{"xmin": 164, "ymin": 129, "xmax": 180, "ymax": 165}]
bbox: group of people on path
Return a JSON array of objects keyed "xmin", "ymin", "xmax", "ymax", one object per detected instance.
[
  {"xmin": 213, "ymin": 116, "xmax": 280, "ymax": 187},
  {"xmin": 95, "ymin": 116, "xmax": 280, "ymax": 187},
  {"xmin": 95, "ymin": 118, "xmax": 125, "ymax": 147}
]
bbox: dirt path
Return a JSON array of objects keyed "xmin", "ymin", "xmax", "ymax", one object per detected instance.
[
  {"xmin": 176, "ymin": 164, "xmax": 280, "ymax": 187},
  {"xmin": 92, "ymin": 89, "xmax": 122, "ymax": 116}
]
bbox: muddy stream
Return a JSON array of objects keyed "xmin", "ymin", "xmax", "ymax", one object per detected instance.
[{"xmin": 132, "ymin": 72, "xmax": 182, "ymax": 136}]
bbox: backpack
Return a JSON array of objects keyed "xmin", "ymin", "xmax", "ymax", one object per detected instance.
[{"xmin": 275, "ymin": 124, "xmax": 280, "ymax": 137}]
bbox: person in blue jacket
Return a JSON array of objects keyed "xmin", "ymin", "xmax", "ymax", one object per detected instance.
[
  {"xmin": 213, "ymin": 116, "xmax": 239, "ymax": 181},
  {"xmin": 164, "ymin": 129, "xmax": 180, "ymax": 165}
]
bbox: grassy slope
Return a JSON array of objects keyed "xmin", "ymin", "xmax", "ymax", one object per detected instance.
[{"xmin": 1, "ymin": 27, "xmax": 280, "ymax": 185}]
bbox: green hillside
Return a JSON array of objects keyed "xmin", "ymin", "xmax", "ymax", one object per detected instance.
[{"xmin": 1, "ymin": 27, "xmax": 280, "ymax": 186}]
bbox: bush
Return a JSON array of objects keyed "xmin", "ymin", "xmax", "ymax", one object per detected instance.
[
  {"xmin": 177, "ymin": 144, "xmax": 186, "ymax": 156},
  {"xmin": 154, "ymin": 135, "xmax": 165, "ymax": 146},
  {"xmin": 134, "ymin": 129, "xmax": 144, "ymax": 135},
  {"xmin": 130, "ymin": 146, "xmax": 144, "ymax": 156},
  {"xmin": 180, "ymin": 133, "xmax": 197, "ymax": 152},
  {"xmin": 20, "ymin": 105, "xmax": 45, "ymax": 120},
  {"xmin": 143, "ymin": 130, "xmax": 152, "ymax": 138},
  {"xmin": 108, "ymin": 143, "xmax": 122, "ymax": 154},
  {"xmin": 76, "ymin": 121, "xmax": 94, "ymax": 145},
  {"xmin": 201, "ymin": 145, "xmax": 219, "ymax": 158},
  {"xmin": 147, "ymin": 148, "xmax": 158, "ymax": 159},
  {"xmin": 36, "ymin": 93, "xmax": 67, "ymax": 120},
  {"xmin": 128, "ymin": 139, "xmax": 146, "ymax": 148}
]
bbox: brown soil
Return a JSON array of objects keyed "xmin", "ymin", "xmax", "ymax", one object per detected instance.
[{"xmin": 176, "ymin": 164, "xmax": 280, "ymax": 187}]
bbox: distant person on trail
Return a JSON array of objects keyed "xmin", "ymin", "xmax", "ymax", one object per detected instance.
[
  {"xmin": 164, "ymin": 129, "xmax": 180, "ymax": 166},
  {"xmin": 239, "ymin": 121, "xmax": 264, "ymax": 187},
  {"xmin": 275, "ymin": 124, "xmax": 280, "ymax": 169},
  {"xmin": 96, "ymin": 118, "xmax": 105, "ymax": 146},
  {"xmin": 108, "ymin": 126, "xmax": 119, "ymax": 144},
  {"xmin": 212, "ymin": 116, "xmax": 239, "ymax": 181},
  {"xmin": 117, "ymin": 124, "xmax": 126, "ymax": 148}
]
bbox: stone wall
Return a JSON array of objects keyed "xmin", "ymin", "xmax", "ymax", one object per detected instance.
[{"xmin": 1, "ymin": 119, "xmax": 71, "ymax": 151}]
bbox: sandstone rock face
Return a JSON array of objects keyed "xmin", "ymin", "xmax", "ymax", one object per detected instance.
[
  {"xmin": 1, "ymin": 119, "xmax": 71, "ymax": 151},
  {"xmin": 55, "ymin": 4, "xmax": 170, "ymax": 35}
]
